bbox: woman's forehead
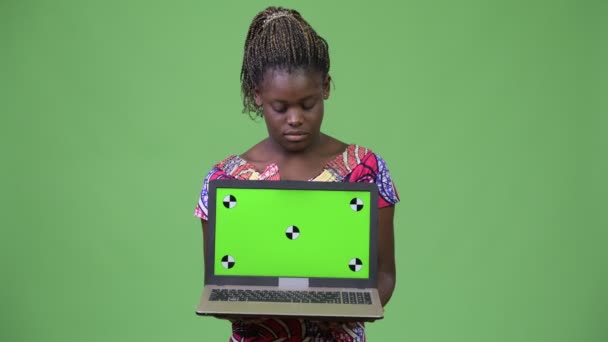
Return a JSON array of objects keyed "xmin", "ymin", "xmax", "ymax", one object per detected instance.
[{"xmin": 259, "ymin": 68, "xmax": 325, "ymax": 91}]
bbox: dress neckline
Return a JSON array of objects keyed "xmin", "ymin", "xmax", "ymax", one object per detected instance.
[{"xmin": 226, "ymin": 143, "xmax": 356, "ymax": 181}]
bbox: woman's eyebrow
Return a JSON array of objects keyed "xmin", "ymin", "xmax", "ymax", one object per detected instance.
[{"xmin": 272, "ymin": 95, "xmax": 317, "ymax": 103}]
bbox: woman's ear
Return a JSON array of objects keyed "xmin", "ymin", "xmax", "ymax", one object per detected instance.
[
  {"xmin": 254, "ymin": 87, "xmax": 263, "ymax": 107},
  {"xmin": 323, "ymin": 74, "xmax": 331, "ymax": 100}
]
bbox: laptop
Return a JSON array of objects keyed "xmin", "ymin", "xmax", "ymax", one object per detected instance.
[{"xmin": 195, "ymin": 179, "xmax": 383, "ymax": 321}]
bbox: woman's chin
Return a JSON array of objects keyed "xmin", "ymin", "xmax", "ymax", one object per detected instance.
[
  {"xmin": 279, "ymin": 140, "xmax": 312, "ymax": 153},
  {"xmin": 268, "ymin": 134, "xmax": 321, "ymax": 153}
]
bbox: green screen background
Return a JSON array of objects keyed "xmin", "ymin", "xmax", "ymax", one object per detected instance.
[
  {"xmin": 2, "ymin": 0, "xmax": 606, "ymax": 341},
  {"xmin": 214, "ymin": 188, "xmax": 371, "ymax": 278}
]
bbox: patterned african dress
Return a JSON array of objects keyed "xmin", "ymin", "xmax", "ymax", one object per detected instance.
[{"xmin": 194, "ymin": 144, "xmax": 400, "ymax": 342}]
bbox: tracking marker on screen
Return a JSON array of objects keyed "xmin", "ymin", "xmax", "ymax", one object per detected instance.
[
  {"xmin": 221, "ymin": 255, "xmax": 235, "ymax": 269},
  {"xmin": 223, "ymin": 195, "xmax": 237, "ymax": 209},
  {"xmin": 285, "ymin": 225, "xmax": 300, "ymax": 240},
  {"xmin": 349, "ymin": 258, "xmax": 363, "ymax": 272},
  {"xmin": 350, "ymin": 198, "xmax": 364, "ymax": 211}
]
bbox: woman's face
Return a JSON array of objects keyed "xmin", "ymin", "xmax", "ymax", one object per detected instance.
[{"xmin": 254, "ymin": 68, "xmax": 330, "ymax": 153}]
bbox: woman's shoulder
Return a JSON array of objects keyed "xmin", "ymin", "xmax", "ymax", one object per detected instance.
[
  {"xmin": 338, "ymin": 143, "xmax": 387, "ymax": 166},
  {"xmin": 237, "ymin": 139, "xmax": 273, "ymax": 171},
  {"xmin": 340, "ymin": 143, "xmax": 400, "ymax": 205},
  {"xmin": 205, "ymin": 153, "xmax": 255, "ymax": 179},
  {"xmin": 214, "ymin": 154, "xmax": 244, "ymax": 168},
  {"xmin": 320, "ymin": 135, "xmax": 373, "ymax": 160},
  {"xmin": 332, "ymin": 143, "xmax": 398, "ymax": 181},
  {"xmin": 352, "ymin": 143, "xmax": 396, "ymax": 166}
]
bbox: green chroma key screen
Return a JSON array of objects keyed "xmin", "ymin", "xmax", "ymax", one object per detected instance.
[{"xmin": 214, "ymin": 187, "xmax": 371, "ymax": 279}]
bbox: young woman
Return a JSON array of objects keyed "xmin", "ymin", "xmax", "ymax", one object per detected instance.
[{"xmin": 195, "ymin": 6, "xmax": 400, "ymax": 341}]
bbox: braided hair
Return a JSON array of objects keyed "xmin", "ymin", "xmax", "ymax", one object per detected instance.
[{"xmin": 240, "ymin": 6, "xmax": 330, "ymax": 117}]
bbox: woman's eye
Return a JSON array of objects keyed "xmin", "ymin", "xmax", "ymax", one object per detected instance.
[
  {"xmin": 302, "ymin": 103, "xmax": 315, "ymax": 111},
  {"xmin": 273, "ymin": 106, "xmax": 287, "ymax": 113}
]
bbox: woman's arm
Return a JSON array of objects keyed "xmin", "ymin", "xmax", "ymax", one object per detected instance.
[
  {"xmin": 377, "ymin": 205, "xmax": 397, "ymax": 307},
  {"xmin": 201, "ymin": 219, "xmax": 209, "ymax": 258}
]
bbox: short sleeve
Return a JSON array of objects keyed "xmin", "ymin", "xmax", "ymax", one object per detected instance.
[
  {"xmin": 194, "ymin": 167, "xmax": 233, "ymax": 221},
  {"xmin": 374, "ymin": 154, "xmax": 400, "ymax": 208},
  {"xmin": 344, "ymin": 150, "xmax": 400, "ymax": 208}
]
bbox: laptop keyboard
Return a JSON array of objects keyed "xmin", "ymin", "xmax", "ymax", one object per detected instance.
[{"xmin": 209, "ymin": 289, "xmax": 372, "ymax": 305}]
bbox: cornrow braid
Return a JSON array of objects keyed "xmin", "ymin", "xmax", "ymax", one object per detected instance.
[{"xmin": 240, "ymin": 6, "xmax": 330, "ymax": 118}]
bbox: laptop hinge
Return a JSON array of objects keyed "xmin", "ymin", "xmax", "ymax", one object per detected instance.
[{"xmin": 278, "ymin": 278, "xmax": 309, "ymax": 289}]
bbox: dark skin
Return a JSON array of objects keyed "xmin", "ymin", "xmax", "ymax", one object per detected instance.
[{"xmin": 200, "ymin": 68, "xmax": 396, "ymax": 330}]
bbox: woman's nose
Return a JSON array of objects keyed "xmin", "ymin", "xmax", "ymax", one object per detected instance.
[{"xmin": 287, "ymin": 109, "xmax": 303, "ymax": 126}]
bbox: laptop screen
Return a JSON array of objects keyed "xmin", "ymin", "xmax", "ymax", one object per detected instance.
[{"xmin": 212, "ymin": 186, "xmax": 372, "ymax": 279}]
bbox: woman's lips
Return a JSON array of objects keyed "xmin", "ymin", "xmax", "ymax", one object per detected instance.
[{"xmin": 284, "ymin": 131, "xmax": 308, "ymax": 142}]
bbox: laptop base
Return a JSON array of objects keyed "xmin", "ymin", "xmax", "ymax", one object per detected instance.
[{"xmin": 196, "ymin": 285, "xmax": 384, "ymax": 321}]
